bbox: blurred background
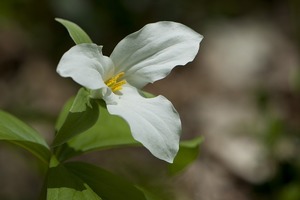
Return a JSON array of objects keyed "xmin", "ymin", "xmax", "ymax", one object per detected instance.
[{"xmin": 1, "ymin": 0, "xmax": 300, "ymax": 199}]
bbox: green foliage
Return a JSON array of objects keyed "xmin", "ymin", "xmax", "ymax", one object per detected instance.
[
  {"xmin": 55, "ymin": 99, "xmax": 136, "ymax": 161},
  {"xmin": 0, "ymin": 110, "xmax": 50, "ymax": 165},
  {"xmin": 43, "ymin": 156, "xmax": 146, "ymax": 200},
  {"xmin": 45, "ymin": 157, "xmax": 102, "ymax": 200},
  {"xmin": 169, "ymin": 136, "xmax": 203, "ymax": 175},
  {"xmin": 55, "ymin": 18, "xmax": 93, "ymax": 44},
  {"xmin": 65, "ymin": 162, "xmax": 147, "ymax": 200},
  {"xmin": 53, "ymin": 88, "xmax": 99, "ymax": 147}
]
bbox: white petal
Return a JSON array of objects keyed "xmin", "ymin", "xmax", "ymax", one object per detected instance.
[
  {"xmin": 57, "ymin": 43, "xmax": 115, "ymax": 90},
  {"xmin": 110, "ymin": 21, "xmax": 203, "ymax": 88},
  {"xmin": 105, "ymin": 84, "xmax": 181, "ymax": 163}
]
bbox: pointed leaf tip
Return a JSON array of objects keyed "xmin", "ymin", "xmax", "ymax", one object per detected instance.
[{"xmin": 55, "ymin": 18, "xmax": 93, "ymax": 44}]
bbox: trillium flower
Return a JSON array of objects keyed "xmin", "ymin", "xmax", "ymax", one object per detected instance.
[{"xmin": 57, "ymin": 21, "xmax": 203, "ymax": 163}]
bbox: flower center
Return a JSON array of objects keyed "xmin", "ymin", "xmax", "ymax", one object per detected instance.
[{"xmin": 105, "ymin": 72, "xmax": 126, "ymax": 92}]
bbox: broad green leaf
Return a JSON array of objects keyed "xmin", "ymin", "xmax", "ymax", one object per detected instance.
[
  {"xmin": 55, "ymin": 99, "xmax": 136, "ymax": 161},
  {"xmin": 168, "ymin": 136, "xmax": 203, "ymax": 175},
  {"xmin": 45, "ymin": 157, "xmax": 102, "ymax": 200},
  {"xmin": 52, "ymin": 88, "xmax": 99, "ymax": 147},
  {"xmin": 55, "ymin": 18, "xmax": 92, "ymax": 44},
  {"xmin": 0, "ymin": 110, "xmax": 50, "ymax": 165},
  {"xmin": 65, "ymin": 162, "xmax": 147, "ymax": 200}
]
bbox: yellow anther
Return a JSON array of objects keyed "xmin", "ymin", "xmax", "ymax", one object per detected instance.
[{"xmin": 105, "ymin": 72, "xmax": 126, "ymax": 92}]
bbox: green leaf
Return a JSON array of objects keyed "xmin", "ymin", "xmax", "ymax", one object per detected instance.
[
  {"xmin": 55, "ymin": 91, "xmax": 158, "ymax": 161},
  {"xmin": 0, "ymin": 110, "xmax": 50, "ymax": 165},
  {"xmin": 0, "ymin": 110, "xmax": 50, "ymax": 162},
  {"xmin": 52, "ymin": 88, "xmax": 99, "ymax": 147},
  {"xmin": 65, "ymin": 162, "xmax": 147, "ymax": 200},
  {"xmin": 168, "ymin": 136, "xmax": 203, "ymax": 175},
  {"xmin": 55, "ymin": 18, "xmax": 93, "ymax": 44},
  {"xmin": 45, "ymin": 157, "xmax": 102, "ymax": 200},
  {"xmin": 55, "ymin": 100, "xmax": 137, "ymax": 161}
]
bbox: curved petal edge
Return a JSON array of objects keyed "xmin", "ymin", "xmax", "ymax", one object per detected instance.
[
  {"xmin": 105, "ymin": 85, "xmax": 181, "ymax": 163},
  {"xmin": 110, "ymin": 21, "xmax": 203, "ymax": 88},
  {"xmin": 57, "ymin": 43, "xmax": 114, "ymax": 90}
]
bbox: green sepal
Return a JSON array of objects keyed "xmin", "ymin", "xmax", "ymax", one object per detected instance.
[
  {"xmin": 52, "ymin": 88, "xmax": 99, "ymax": 147},
  {"xmin": 55, "ymin": 18, "xmax": 93, "ymax": 44}
]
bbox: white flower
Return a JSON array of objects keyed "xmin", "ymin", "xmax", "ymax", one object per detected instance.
[{"xmin": 57, "ymin": 21, "xmax": 203, "ymax": 163}]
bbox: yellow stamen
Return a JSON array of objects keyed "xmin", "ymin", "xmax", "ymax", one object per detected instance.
[{"xmin": 105, "ymin": 72, "xmax": 126, "ymax": 92}]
